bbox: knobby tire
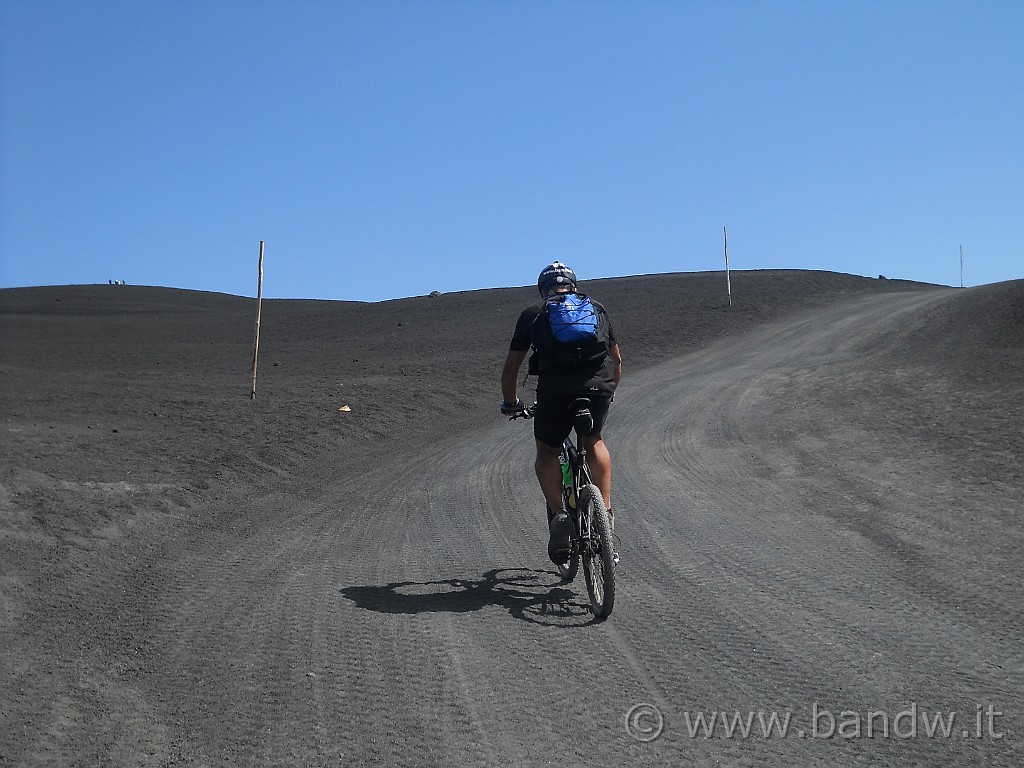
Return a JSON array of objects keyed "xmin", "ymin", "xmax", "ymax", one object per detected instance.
[{"xmin": 579, "ymin": 484, "xmax": 615, "ymax": 618}]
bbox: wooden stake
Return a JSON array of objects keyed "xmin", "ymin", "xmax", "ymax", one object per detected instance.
[
  {"xmin": 251, "ymin": 241, "xmax": 264, "ymax": 400},
  {"xmin": 724, "ymin": 226, "xmax": 732, "ymax": 306}
]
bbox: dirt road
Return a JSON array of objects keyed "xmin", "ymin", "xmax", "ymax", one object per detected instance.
[{"xmin": 2, "ymin": 276, "xmax": 1021, "ymax": 766}]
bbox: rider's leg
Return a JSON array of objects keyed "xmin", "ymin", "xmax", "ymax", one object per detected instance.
[
  {"xmin": 583, "ymin": 432, "xmax": 612, "ymax": 510},
  {"xmin": 535, "ymin": 440, "xmax": 565, "ymax": 512},
  {"xmin": 537, "ymin": 438, "xmax": 572, "ymax": 564}
]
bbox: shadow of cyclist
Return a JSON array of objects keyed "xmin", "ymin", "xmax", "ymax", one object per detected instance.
[{"xmin": 341, "ymin": 567, "xmax": 598, "ymax": 626}]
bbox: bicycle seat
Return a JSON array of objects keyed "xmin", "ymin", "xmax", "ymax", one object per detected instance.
[{"xmin": 569, "ymin": 397, "xmax": 594, "ymax": 437}]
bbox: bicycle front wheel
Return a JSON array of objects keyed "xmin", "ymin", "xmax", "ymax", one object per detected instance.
[{"xmin": 579, "ymin": 484, "xmax": 615, "ymax": 618}]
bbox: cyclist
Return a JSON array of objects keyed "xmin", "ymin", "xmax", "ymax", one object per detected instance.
[{"xmin": 500, "ymin": 262, "xmax": 622, "ymax": 564}]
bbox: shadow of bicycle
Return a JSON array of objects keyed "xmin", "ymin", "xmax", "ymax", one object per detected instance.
[{"xmin": 341, "ymin": 568, "xmax": 599, "ymax": 626}]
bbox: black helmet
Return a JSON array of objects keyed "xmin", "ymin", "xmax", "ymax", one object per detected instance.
[{"xmin": 537, "ymin": 261, "xmax": 577, "ymax": 296}]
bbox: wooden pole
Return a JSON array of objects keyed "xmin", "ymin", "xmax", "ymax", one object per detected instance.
[
  {"xmin": 724, "ymin": 226, "xmax": 732, "ymax": 306},
  {"xmin": 251, "ymin": 241, "xmax": 264, "ymax": 400}
]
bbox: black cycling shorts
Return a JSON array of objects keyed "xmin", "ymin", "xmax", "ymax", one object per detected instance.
[{"xmin": 534, "ymin": 393, "xmax": 612, "ymax": 448}]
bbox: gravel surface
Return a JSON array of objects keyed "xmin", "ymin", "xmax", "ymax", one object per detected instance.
[{"xmin": 1, "ymin": 270, "xmax": 1021, "ymax": 766}]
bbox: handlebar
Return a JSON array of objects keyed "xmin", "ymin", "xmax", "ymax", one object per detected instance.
[{"xmin": 508, "ymin": 402, "xmax": 538, "ymax": 420}]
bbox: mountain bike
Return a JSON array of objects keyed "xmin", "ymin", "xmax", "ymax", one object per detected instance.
[{"xmin": 511, "ymin": 398, "xmax": 617, "ymax": 618}]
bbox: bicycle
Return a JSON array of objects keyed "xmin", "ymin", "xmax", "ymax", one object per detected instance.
[{"xmin": 511, "ymin": 398, "xmax": 617, "ymax": 618}]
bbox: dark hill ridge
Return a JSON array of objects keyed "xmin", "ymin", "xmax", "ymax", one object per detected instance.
[
  {"xmin": 2, "ymin": 270, "xmax": 1023, "ymax": 767},
  {"xmin": 846, "ymin": 279, "xmax": 1024, "ymax": 489},
  {"xmin": 2, "ymin": 270, "xmax": 941, "ymax": 491}
]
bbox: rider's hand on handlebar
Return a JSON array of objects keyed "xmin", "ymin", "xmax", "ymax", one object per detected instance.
[{"xmin": 500, "ymin": 398, "xmax": 525, "ymax": 416}]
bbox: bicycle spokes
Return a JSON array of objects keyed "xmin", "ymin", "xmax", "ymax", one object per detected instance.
[{"xmin": 579, "ymin": 485, "xmax": 616, "ymax": 619}]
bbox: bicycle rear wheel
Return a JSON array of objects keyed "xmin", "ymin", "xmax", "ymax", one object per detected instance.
[{"xmin": 579, "ymin": 484, "xmax": 615, "ymax": 618}]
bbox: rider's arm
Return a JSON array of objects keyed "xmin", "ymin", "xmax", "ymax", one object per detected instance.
[
  {"xmin": 501, "ymin": 348, "xmax": 529, "ymax": 404},
  {"xmin": 609, "ymin": 343, "xmax": 622, "ymax": 387}
]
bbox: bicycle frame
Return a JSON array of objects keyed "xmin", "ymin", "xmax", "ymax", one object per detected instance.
[
  {"xmin": 563, "ymin": 435, "xmax": 592, "ymax": 497},
  {"xmin": 560, "ymin": 406, "xmax": 601, "ymax": 558}
]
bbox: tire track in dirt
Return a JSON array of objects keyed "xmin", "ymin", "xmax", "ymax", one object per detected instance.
[
  {"xmin": 603, "ymin": 289, "xmax": 1021, "ymax": 766},
  {"xmin": 349, "ymin": 440, "xmax": 677, "ymax": 766},
  {"xmin": 32, "ymin": 288, "xmax": 1018, "ymax": 767}
]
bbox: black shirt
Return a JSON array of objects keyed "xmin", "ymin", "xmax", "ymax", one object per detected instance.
[{"xmin": 509, "ymin": 298, "xmax": 618, "ymax": 399}]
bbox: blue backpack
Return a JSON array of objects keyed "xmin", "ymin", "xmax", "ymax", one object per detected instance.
[{"xmin": 533, "ymin": 293, "xmax": 611, "ymax": 367}]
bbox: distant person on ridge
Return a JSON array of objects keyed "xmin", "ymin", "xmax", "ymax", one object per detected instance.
[{"xmin": 500, "ymin": 262, "xmax": 622, "ymax": 564}]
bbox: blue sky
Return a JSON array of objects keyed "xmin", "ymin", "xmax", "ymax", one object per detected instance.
[{"xmin": 1, "ymin": 1, "xmax": 1021, "ymax": 301}]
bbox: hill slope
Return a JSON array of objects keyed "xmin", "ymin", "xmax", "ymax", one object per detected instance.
[{"xmin": 1, "ymin": 272, "xmax": 1020, "ymax": 766}]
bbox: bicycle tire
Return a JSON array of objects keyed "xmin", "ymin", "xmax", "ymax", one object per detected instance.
[{"xmin": 579, "ymin": 484, "xmax": 615, "ymax": 618}]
